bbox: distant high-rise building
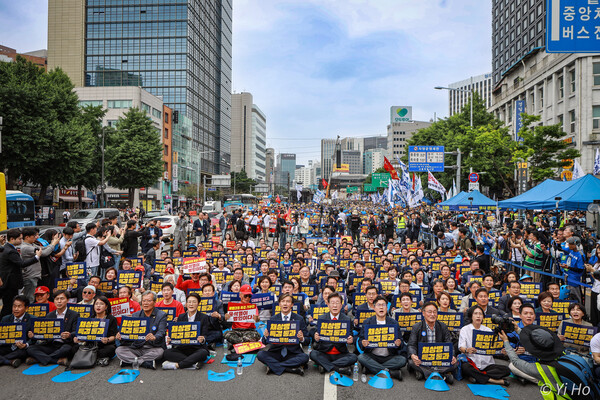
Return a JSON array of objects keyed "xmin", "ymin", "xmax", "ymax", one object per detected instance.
[
  {"xmin": 363, "ymin": 148, "xmax": 386, "ymax": 175},
  {"xmin": 265, "ymin": 148, "xmax": 275, "ymax": 188},
  {"xmin": 277, "ymin": 153, "xmax": 296, "ymax": 188},
  {"xmin": 492, "ymin": 0, "xmax": 545, "ymax": 85},
  {"xmin": 48, "ymin": 0, "xmax": 233, "ymax": 174},
  {"xmin": 231, "ymin": 93, "xmax": 267, "ymax": 182},
  {"xmin": 340, "ymin": 150, "xmax": 362, "ymax": 175},
  {"xmin": 448, "ymin": 73, "xmax": 493, "ymax": 115},
  {"xmin": 321, "ymin": 139, "xmax": 336, "ymax": 181},
  {"xmin": 387, "ymin": 121, "xmax": 432, "ymax": 159},
  {"xmin": 363, "ymin": 136, "xmax": 388, "ymax": 151}
]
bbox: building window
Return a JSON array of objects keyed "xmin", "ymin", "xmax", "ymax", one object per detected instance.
[
  {"xmin": 164, "ymin": 145, "xmax": 168, "ymax": 156},
  {"xmin": 557, "ymin": 75, "xmax": 564, "ymax": 99},
  {"xmin": 107, "ymin": 120, "xmax": 118, "ymax": 128},
  {"xmin": 107, "ymin": 100, "xmax": 132, "ymax": 109},
  {"xmin": 164, "ymin": 128, "xmax": 168, "ymax": 139},
  {"xmin": 538, "ymin": 86, "xmax": 544, "ymax": 108},
  {"xmin": 79, "ymin": 100, "xmax": 103, "ymax": 107},
  {"xmin": 569, "ymin": 110, "xmax": 576, "ymax": 133},
  {"xmin": 593, "ymin": 106, "xmax": 600, "ymax": 129},
  {"xmin": 141, "ymin": 102, "xmax": 151, "ymax": 113},
  {"xmin": 164, "ymin": 112, "xmax": 169, "ymax": 123},
  {"xmin": 508, "ymin": 103, "xmax": 513, "ymax": 122},
  {"xmin": 152, "ymin": 108, "xmax": 162, "ymax": 119},
  {"xmin": 569, "ymin": 69, "xmax": 576, "ymax": 93},
  {"xmin": 558, "ymin": 114, "xmax": 564, "ymax": 130},
  {"xmin": 593, "ymin": 63, "xmax": 600, "ymax": 85}
]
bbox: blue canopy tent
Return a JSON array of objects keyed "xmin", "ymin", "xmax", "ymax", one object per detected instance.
[
  {"xmin": 498, "ymin": 174, "xmax": 600, "ymax": 211},
  {"xmin": 437, "ymin": 190, "xmax": 497, "ymax": 211}
]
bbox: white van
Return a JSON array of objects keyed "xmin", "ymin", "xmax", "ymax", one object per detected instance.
[{"xmin": 202, "ymin": 201, "xmax": 221, "ymax": 213}]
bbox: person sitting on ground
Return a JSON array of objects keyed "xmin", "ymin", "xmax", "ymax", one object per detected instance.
[
  {"xmin": 162, "ymin": 293, "xmax": 211, "ymax": 370},
  {"xmin": 26, "ymin": 290, "xmax": 78, "ymax": 366},
  {"xmin": 310, "ymin": 292, "xmax": 357, "ymax": 376},
  {"xmin": 0, "ymin": 295, "xmax": 33, "ymax": 367},
  {"xmin": 115, "ymin": 291, "xmax": 167, "ymax": 369},
  {"xmin": 73, "ymin": 296, "xmax": 118, "ymax": 366},
  {"xmin": 33, "ymin": 286, "xmax": 56, "ymax": 313},
  {"xmin": 156, "ymin": 282, "xmax": 185, "ymax": 317},
  {"xmin": 257, "ymin": 293, "xmax": 310, "ymax": 376},
  {"xmin": 358, "ymin": 295, "xmax": 407, "ymax": 380},
  {"xmin": 407, "ymin": 301, "xmax": 457, "ymax": 383},
  {"xmin": 459, "ymin": 305, "xmax": 510, "ymax": 385},
  {"xmin": 223, "ymin": 284, "xmax": 260, "ymax": 353}
]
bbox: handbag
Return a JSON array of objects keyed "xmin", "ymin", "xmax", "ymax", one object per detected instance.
[{"xmin": 69, "ymin": 343, "xmax": 98, "ymax": 369}]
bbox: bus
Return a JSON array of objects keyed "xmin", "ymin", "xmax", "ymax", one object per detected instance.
[
  {"xmin": 222, "ymin": 194, "xmax": 258, "ymax": 213},
  {"xmin": 0, "ymin": 172, "xmax": 36, "ymax": 230}
]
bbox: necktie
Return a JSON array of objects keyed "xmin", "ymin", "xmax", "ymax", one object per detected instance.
[{"xmin": 284, "ymin": 315, "xmax": 288, "ymax": 321}]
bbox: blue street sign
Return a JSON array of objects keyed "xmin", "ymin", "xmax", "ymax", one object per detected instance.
[
  {"xmin": 408, "ymin": 146, "xmax": 445, "ymax": 172},
  {"xmin": 546, "ymin": 0, "xmax": 600, "ymax": 53},
  {"xmin": 468, "ymin": 173, "xmax": 479, "ymax": 183},
  {"xmin": 514, "ymin": 100, "xmax": 526, "ymax": 141},
  {"xmin": 207, "ymin": 187, "xmax": 217, "ymax": 191}
]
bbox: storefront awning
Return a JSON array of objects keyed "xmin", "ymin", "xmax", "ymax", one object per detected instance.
[{"xmin": 60, "ymin": 196, "xmax": 94, "ymax": 203}]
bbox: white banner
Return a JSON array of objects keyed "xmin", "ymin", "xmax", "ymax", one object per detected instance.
[{"xmin": 427, "ymin": 171, "xmax": 446, "ymax": 195}]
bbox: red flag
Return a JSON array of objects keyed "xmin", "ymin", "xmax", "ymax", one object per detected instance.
[
  {"xmin": 412, "ymin": 173, "xmax": 416, "ymax": 191},
  {"xmin": 383, "ymin": 157, "xmax": 400, "ymax": 180},
  {"xmin": 322, "ymin": 178, "xmax": 328, "ymax": 188},
  {"xmin": 276, "ymin": 195, "xmax": 281, "ymax": 204}
]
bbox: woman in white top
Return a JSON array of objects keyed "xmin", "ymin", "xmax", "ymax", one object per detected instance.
[{"xmin": 458, "ymin": 305, "xmax": 511, "ymax": 385}]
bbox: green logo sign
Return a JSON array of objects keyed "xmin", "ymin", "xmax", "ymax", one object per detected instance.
[{"xmin": 397, "ymin": 108, "xmax": 408, "ymax": 117}]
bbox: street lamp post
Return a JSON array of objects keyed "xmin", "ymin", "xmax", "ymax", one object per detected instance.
[
  {"xmin": 434, "ymin": 86, "xmax": 474, "ymax": 127},
  {"xmin": 100, "ymin": 129, "xmax": 106, "ymax": 207}
]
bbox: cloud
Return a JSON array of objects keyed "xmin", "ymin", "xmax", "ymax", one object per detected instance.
[{"xmin": 233, "ymin": 0, "xmax": 492, "ymax": 163}]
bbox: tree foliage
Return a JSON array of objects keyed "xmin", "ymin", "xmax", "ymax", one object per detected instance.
[
  {"xmin": 406, "ymin": 93, "xmax": 514, "ymax": 198},
  {"xmin": 0, "ymin": 57, "xmax": 97, "ymax": 203},
  {"xmin": 510, "ymin": 114, "xmax": 581, "ymax": 183},
  {"xmin": 105, "ymin": 108, "xmax": 163, "ymax": 207},
  {"xmin": 230, "ymin": 169, "xmax": 257, "ymax": 194}
]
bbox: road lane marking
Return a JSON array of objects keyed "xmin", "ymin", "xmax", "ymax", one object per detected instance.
[{"xmin": 323, "ymin": 372, "xmax": 337, "ymax": 400}]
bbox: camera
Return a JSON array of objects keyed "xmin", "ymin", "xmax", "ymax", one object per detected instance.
[
  {"xmin": 592, "ymin": 270, "xmax": 600, "ymax": 280},
  {"xmin": 491, "ymin": 314, "xmax": 516, "ymax": 335}
]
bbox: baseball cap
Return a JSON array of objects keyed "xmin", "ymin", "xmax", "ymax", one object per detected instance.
[
  {"xmin": 566, "ymin": 237, "xmax": 581, "ymax": 245},
  {"xmin": 240, "ymin": 284, "xmax": 253, "ymax": 295},
  {"xmin": 135, "ymin": 265, "xmax": 145, "ymax": 272},
  {"xmin": 34, "ymin": 286, "xmax": 50, "ymax": 295},
  {"xmin": 165, "ymin": 266, "xmax": 175, "ymax": 275}
]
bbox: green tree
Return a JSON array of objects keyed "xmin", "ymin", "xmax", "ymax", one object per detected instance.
[
  {"xmin": 0, "ymin": 57, "xmax": 87, "ymax": 203},
  {"xmin": 231, "ymin": 169, "xmax": 257, "ymax": 193},
  {"xmin": 406, "ymin": 93, "xmax": 514, "ymax": 198},
  {"xmin": 105, "ymin": 108, "xmax": 163, "ymax": 208},
  {"xmin": 510, "ymin": 114, "xmax": 581, "ymax": 183}
]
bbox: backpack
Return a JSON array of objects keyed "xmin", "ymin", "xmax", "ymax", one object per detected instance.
[
  {"xmin": 73, "ymin": 235, "xmax": 93, "ymax": 262},
  {"xmin": 552, "ymin": 353, "xmax": 600, "ymax": 400},
  {"xmin": 99, "ymin": 246, "xmax": 115, "ymax": 270}
]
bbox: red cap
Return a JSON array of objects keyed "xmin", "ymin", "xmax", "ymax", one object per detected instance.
[
  {"xmin": 135, "ymin": 265, "xmax": 145, "ymax": 272},
  {"xmin": 165, "ymin": 266, "xmax": 175, "ymax": 275},
  {"xmin": 240, "ymin": 284, "xmax": 253, "ymax": 295},
  {"xmin": 34, "ymin": 286, "xmax": 50, "ymax": 294}
]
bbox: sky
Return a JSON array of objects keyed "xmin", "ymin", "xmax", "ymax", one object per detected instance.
[{"xmin": 0, "ymin": 0, "xmax": 492, "ymax": 165}]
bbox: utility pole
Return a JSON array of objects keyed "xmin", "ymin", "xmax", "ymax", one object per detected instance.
[
  {"xmin": 100, "ymin": 129, "xmax": 105, "ymax": 207},
  {"xmin": 203, "ymin": 175, "xmax": 206, "ymax": 205},
  {"xmin": 456, "ymin": 148, "xmax": 462, "ymax": 193}
]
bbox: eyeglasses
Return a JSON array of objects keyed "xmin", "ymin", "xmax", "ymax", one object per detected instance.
[{"xmin": 83, "ymin": 291, "xmax": 94, "ymax": 294}]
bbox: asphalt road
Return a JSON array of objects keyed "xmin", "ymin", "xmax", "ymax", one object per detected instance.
[{"xmin": 0, "ymin": 346, "xmax": 543, "ymax": 400}]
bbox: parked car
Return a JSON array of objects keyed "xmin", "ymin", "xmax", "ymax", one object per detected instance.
[
  {"xmin": 141, "ymin": 209, "xmax": 170, "ymax": 224},
  {"xmin": 149, "ymin": 216, "xmax": 193, "ymax": 238},
  {"xmin": 68, "ymin": 208, "xmax": 120, "ymax": 228}
]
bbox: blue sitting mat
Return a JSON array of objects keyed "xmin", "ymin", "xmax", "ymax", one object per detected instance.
[
  {"xmin": 22, "ymin": 364, "xmax": 59, "ymax": 376},
  {"xmin": 52, "ymin": 370, "xmax": 91, "ymax": 383},
  {"xmin": 108, "ymin": 369, "xmax": 140, "ymax": 384},
  {"xmin": 208, "ymin": 369, "xmax": 236, "ymax": 382},
  {"xmin": 468, "ymin": 384, "xmax": 510, "ymax": 400},
  {"xmin": 221, "ymin": 353, "xmax": 256, "ymax": 367}
]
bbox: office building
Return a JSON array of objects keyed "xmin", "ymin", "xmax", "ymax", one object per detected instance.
[
  {"xmin": 74, "ymin": 86, "xmax": 172, "ymax": 209},
  {"xmin": 0, "ymin": 45, "xmax": 47, "ymax": 69},
  {"xmin": 387, "ymin": 121, "xmax": 432, "ymax": 159},
  {"xmin": 294, "ymin": 160, "xmax": 320, "ymax": 190},
  {"xmin": 492, "ymin": 0, "xmax": 545, "ymax": 85},
  {"xmin": 48, "ymin": 0, "xmax": 232, "ymax": 175},
  {"xmin": 340, "ymin": 150, "xmax": 362, "ymax": 175},
  {"xmin": 265, "ymin": 148, "xmax": 275, "ymax": 188},
  {"xmin": 363, "ymin": 136, "xmax": 388, "ymax": 151},
  {"xmin": 277, "ymin": 153, "xmax": 296, "ymax": 188},
  {"xmin": 363, "ymin": 148, "xmax": 386, "ymax": 175},
  {"xmin": 321, "ymin": 139, "xmax": 337, "ymax": 180},
  {"xmin": 231, "ymin": 92, "xmax": 267, "ymax": 182},
  {"xmin": 448, "ymin": 73, "xmax": 493, "ymax": 115}
]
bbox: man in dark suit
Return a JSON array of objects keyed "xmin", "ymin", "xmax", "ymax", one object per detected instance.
[
  {"xmin": 464, "ymin": 288, "xmax": 505, "ymax": 325},
  {"xmin": 116, "ymin": 290, "xmax": 167, "ymax": 369},
  {"xmin": 358, "ymin": 295, "xmax": 408, "ymax": 380},
  {"xmin": 0, "ymin": 295, "xmax": 33, "ymax": 367},
  {"xmin": 26, "ymin": 290, "xmax": 79, "ymax": 366},
  {"xmin": 497, "ymin": 281, "xmax": 522, "ymax": 313},
  {"xmin": 257, "ymin": 293, "xmax": 309, "ymax": 376},
  {"xmin": 407, "ymin": 302, "xmax": 457, "ymax": 383},
  {"xmin": 310, "ymin": 292, "xmax": 357, "ymax": 375},
  {"xmin": 0, "ymin": 229, "xmax": 41, "ymax": 317}
]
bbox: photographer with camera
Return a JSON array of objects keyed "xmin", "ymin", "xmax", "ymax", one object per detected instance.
[
  {"xmin": 503, "ymin": 303, "xmax": 539, "ymax": 383},
  {"xmin": 560, "ymin": 237, "xmax": 585, "ymax": 303}
]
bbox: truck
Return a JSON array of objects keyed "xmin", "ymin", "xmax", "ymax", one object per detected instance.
[{"xmin": 202, "ymin": 200, "xmax": 222, "ymax": 213}]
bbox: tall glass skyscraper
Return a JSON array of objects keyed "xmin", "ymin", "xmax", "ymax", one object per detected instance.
[{"xmin": 49, "ymin": 0, "xmax": 231, "ymax": 174}]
